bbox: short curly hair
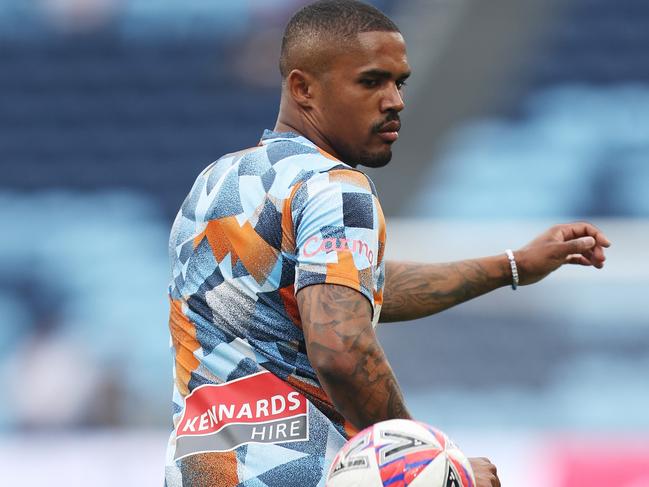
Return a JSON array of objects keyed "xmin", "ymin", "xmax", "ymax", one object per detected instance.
[{"xmin": 279, "ymin": 0, "xmax": 400, "ymax": 78}]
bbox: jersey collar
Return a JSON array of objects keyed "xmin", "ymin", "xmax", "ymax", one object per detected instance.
[
  {"xmin": 260, "ymin": 130, "xmax": 346, "ymax": 165},
  {"xmin": 260, "ymin": 130, "xmax": 318, "ymax": 148}
]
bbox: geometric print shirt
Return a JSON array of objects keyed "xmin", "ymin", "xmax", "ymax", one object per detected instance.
[{"xmin": 165, "ymin": 130, "xmax": 386, "ymax": 486}]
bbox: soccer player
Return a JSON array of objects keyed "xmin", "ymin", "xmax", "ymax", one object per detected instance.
[{"xmin": 165, "ymin": 1, "xmax": 610, "ymax": 486}]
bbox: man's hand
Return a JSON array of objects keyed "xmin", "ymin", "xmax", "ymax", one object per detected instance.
[
  {"xmin": 515, "ymin": 222, "xmax": 611, "ymax": 286},
  {"xmin": 469, "ymin": 457, "xmax": 501, "ymax": 487}
]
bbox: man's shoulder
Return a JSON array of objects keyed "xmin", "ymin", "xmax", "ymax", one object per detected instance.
[
  {"xmin": 263, "ymin": 138, "xmax": 378, "ymax": 191},
  {"xmin": 204, "ymin": 139, "xmax": 335, "ymax": 177},
  {"xmin": 206, "ymin": 146, "xmax": 263, "ymax": 174},
  {"xmin": 196, "ymin": 137, "xmax": 378, "ymax": 199},
  {"xmin": 263, "ymin": 137, "xmax": 340, "ymax": 171}
]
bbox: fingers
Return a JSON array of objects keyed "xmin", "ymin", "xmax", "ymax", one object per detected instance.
[
  {"xmin": 566, "ymin": 254, "xmax": 592, "ymax": 266},
  {"xmin": 469, "ymin": 457, "xmax": 500, "ymax": 487},
  {"xmin": 586, "ymin": 248, "xmax": 605, "ymax": 268},
  {"xmin": 560, "ymin": 236, "xmax": 595, "ymax": 255},
  {"xmin": 562, "ymin": 240, "xmax": 607, "ymax": 268},
  {"xmin": 556, "ymin": 222, "xmax": 610, "ymax": 268},
  {"xmin": 558, "ymin": 221, "xmax": 611, "ymax": 248}
]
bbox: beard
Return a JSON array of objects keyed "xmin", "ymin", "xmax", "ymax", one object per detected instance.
[
  {"xmin": 356, "ymin": 110, "xmax": 400, "ymax": 168},
  {"xmin": 335, "ymin": 143, "xmax": 393, "ymax": 169},
  {"xmin": 336, "ymin": 114, "xmax": 400, "ymax": 168},
  {"xmin": 356, "ymin": 147, "xmax": 393, "ymax": 168}
]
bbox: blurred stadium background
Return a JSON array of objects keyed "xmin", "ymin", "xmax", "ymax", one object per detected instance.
[{"xmin": 1, "ymin": 0, "xmax": 647, "ymax": 485}]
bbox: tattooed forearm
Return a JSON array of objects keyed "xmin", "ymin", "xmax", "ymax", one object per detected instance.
[
  {"xmin": 380, "ymin": 257, "xmax": 511, "ymax": 323},
  {"xmin": 297, "ymin": 284, "xmax": 411, "ymax": 430}
]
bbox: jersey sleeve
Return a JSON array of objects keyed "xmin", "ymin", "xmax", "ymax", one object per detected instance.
[{"xmin": 291, "ymin": 169, "xmax": 383, "ymax": 307}]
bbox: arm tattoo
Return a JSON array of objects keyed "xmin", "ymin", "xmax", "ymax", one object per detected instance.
[
  {"xmin": 298, "ymin": 285, "xmax": 411, "ymax": 430},
  {"xmin": 380, "ymin": 258, "xmax": 510, "ymax": 323}
]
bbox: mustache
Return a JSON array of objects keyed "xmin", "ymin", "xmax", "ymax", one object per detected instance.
[{"xmin": 372, "ymin": 111, "xmax": 401, "ymax": 133}]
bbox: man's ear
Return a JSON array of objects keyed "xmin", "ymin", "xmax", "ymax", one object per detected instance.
[{"xmin": 286, "ymin": 69, "xmax": 316, "ymax": 109}]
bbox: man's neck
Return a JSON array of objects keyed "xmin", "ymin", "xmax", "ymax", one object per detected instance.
[
  {"xmin": 273, "ymin": 120, "xmax": 303, "ymax": 138},
  {"xmin": 274, "ymin": 115, "xmax": 341, "ymax": 162}
]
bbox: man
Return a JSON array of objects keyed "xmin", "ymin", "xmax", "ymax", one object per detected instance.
[{"xmin": 165, "ymin": 1, "xmax": 610, "ymax": 486}]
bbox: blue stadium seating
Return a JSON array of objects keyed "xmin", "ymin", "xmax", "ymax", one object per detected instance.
[
  {"xmin": 409, "ymin": 86, "xmax": 649, "ymax": 218},
  {"xmin": 409, "ymin": 0, "xmax": 649, "ymax": 218}
]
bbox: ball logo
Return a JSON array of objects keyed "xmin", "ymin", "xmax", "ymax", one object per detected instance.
[
  {"xmin": 330, "ymin": 430, "xmax": 372, "ymax": 478},
  {"xmin": 303, "ymin": 235, "xmax": 374, "ymax": 265},
  {"xmin": 378, "ymin": 430, "xmax": 435, "ymax": 465}
]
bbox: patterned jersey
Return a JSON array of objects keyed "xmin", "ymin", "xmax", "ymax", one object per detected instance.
[{"xmin": 165, "ymin": 130, "xmax": 386, "ymax": 486}]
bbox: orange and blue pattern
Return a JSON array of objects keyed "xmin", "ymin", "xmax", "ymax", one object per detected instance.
[{"xmin": 165, "ymin": 130, "xmax": 386, "ymax": 486}]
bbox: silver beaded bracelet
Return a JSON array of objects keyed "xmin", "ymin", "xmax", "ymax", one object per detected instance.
[{"xmin": 505, "ymin": 249, "xmax": 519, "ymax": 290}]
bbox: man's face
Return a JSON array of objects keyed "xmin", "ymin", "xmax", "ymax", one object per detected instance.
[{"xmin": 313, "ymin": 31, "xmax": 410, "ymax": 168}]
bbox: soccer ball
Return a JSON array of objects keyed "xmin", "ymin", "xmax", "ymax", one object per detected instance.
[{"xmin": 326, "ymin": 419, "xmax": 475, "ymax": 487}]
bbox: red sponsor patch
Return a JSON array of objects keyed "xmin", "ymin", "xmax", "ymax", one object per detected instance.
[
  {"xmin": 178, "ymin": 371, "xmax": 307, "ymax": 436},
  {"xmin": 174, "ymin": 371, "xmax": 309, "ymax": 460}
]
